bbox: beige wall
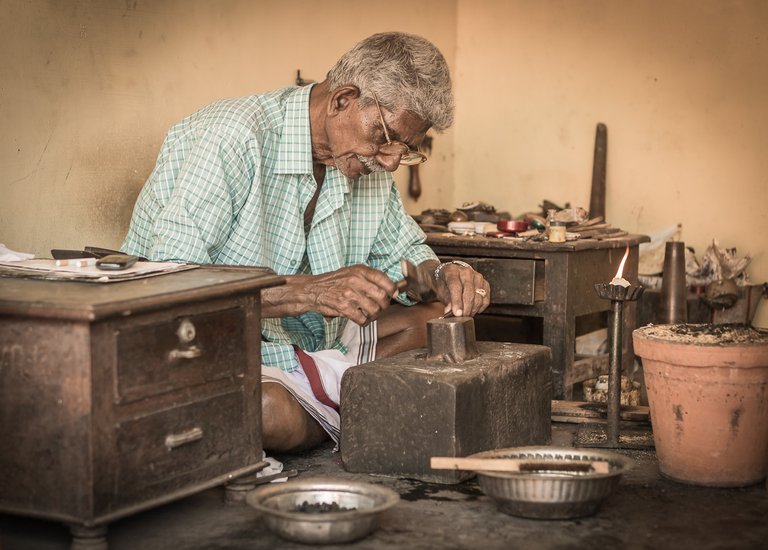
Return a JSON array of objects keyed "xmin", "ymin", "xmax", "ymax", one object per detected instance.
[
  {"xmin": 1, "ymin": 0, "xmax": 766, "ymax": 326},
  {"xmin": 454, "ymin": 0, "xmax": 768, "ymax": 326},
  {"xmin": 0, "ymin": 0, "xmax": 457, "ymax": 253}
]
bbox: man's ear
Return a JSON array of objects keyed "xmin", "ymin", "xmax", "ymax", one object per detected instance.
[{"xmin": 328, "ymin": 85, "xmax": 361, "ymax": 116}]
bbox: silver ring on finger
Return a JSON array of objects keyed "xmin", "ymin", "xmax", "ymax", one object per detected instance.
[{"xmin": 475, "ymin": 288, "xmax": 487, "ymax": 297}]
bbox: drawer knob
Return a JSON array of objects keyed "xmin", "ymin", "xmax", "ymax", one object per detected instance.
[
  {"xmin": 165, "ymin": 426, "xmax": 204, "ymax": 449},
  {"xmin": 176, "ymin": 319, "xmax": 197, "ymax": 343},
  {"xmin": 168, "ymin": 346, "xmax": 202, "ymax": 360}
]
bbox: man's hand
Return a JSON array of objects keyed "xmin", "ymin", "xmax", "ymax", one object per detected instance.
[
  {"xmin": 261, "ymin": 264, "xmax": 401, "ymax": 326},
  {"xmin": 431, "ymin": 260, "xmax": 490, "ymax": 317}
]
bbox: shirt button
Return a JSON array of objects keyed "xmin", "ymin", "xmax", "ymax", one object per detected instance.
[{"xmin": 290, "ymin": 260, "xmax": 296, "ymax": 265}]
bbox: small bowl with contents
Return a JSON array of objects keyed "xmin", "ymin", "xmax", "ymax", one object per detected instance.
[
  {"xmin": 433, "ymin": 446, "xmax": 632, "ymax": 519},
  {"xmin": 470, "ymin": 447, "xmax": 632, "ymax": 519},
  {"xmin": 246, "ymin": 478, "xmax": 400, "ymax": 544}
]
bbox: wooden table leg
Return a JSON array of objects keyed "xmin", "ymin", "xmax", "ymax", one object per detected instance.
[
  {"xmin": 224, "ymin": 458, "xmax": 269, "ymax": 505},
  {"xmin": 224, "ymin": 472, "xmax": 261, "ymax": 505},
  {"xmin": 69, "ymin": 524, "xmax": 108, "ymax": 550}
]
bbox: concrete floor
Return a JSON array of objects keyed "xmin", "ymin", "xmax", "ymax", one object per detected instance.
[{"xmin": 1, "ymin": 425, "xmax": 766, "ymax": 550}]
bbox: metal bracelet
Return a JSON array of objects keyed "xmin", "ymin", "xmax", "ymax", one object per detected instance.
[{"xmin": 434, "ymin": 260, "xmax": 472, "ymax": 281}]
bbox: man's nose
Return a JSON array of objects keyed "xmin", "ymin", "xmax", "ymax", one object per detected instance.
[
  {"xmin": 376, "ymin": 142, "xmax": 407, "ymax": 171},
  {"xmin": 376, "ymin": 153, "xmax": 402, "ymax": 172}
]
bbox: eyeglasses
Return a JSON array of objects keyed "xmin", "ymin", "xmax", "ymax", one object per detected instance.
[{"xmin": 371, "ymin": 93, "xmax": 428, "ymax": 166}]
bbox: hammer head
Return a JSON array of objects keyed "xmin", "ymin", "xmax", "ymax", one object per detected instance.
[{"xmin": 398, "ymin": 259, "xmax": 437, "ymax": 302}]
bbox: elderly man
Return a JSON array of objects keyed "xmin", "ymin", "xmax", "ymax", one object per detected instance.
[{"xmin": 121, "ymin": 32, "xmax": 490, "ymax": 452}]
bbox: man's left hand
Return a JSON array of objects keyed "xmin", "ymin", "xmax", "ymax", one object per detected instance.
[
  {"xmin": 434, "ymin": 261, "xmax": 490, "ymax": 317},
  {"xmin": 409, "ymin": 260, "xmax": 490, "ymax": 317}
]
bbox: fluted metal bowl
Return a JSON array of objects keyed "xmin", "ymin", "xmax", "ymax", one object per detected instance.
[
  {"xmin": 246, "ymin": 478, "xmax": 400, "ymax": 544},
  {"xmin": 470, "ymin": 446, "xmax": 633, "ymax": 519}
]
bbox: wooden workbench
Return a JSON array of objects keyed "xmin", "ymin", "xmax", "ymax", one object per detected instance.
[{"xmin": 426, "ymin": 233, "xmax": 650, "ymax": 399}]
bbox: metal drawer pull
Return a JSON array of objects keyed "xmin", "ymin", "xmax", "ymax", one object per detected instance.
[
  {"xmin": 168, "ymin": 345, "xmax": 202, "ymax": 360},
  {"xmin": 176, "ymin": 319, "xmax": 197, "ymax": 343},
  {"xmin": 165, "ymin": 427, "xmax": 204, "ymax": 449}
]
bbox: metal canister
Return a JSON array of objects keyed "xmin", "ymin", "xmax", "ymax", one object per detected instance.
[{"xmin": 548, "ymin": 221, "xmax": 567, "ymax": 243}]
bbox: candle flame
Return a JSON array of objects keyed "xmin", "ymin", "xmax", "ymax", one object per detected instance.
[{"xmin": 615, "ymin": 244, "xmax": 629, "ymax": 280}]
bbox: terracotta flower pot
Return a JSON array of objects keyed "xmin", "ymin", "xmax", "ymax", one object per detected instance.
[{"xmin": 633, "ymin": 323, "xmax": 768, "ymax": 487}]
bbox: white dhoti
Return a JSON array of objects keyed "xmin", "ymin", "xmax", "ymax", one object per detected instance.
[{"xmin": 261, "ymin": 321, "xmax": 377, "ymax": 445}]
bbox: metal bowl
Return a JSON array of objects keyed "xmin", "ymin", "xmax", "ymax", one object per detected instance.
[
  {"xmin": 469, "ymin": 446, "xmax": 633, "ymax": 519},
  {"xmin": 246, "ymin": 478, "xmax": 400, "ymax": 544}
]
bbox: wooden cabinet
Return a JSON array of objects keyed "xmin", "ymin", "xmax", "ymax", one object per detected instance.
[
  {"xmin": 0, "ymin": 267, "xmax": 283, "ymax": 548},
  {"xmin": 427, "ymin": 234, "xmax": 649, "ymax": 399}
]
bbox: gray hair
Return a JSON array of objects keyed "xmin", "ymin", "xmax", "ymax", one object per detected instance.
[{"xmin": 326, "ymin": 32, "xmax": 454, "ymax": 131}]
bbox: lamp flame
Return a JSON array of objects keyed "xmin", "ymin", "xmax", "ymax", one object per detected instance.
[
  {"xmin": 615, "ymin": 244, "xmax": 629, "ymax": 279},
  {"xmin": 610, "ymin": 245, "xmax": 631, "ymax": 287}
]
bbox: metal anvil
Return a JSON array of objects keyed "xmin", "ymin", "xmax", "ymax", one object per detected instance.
[{"xmin": 340, "ymin": 317, "xmax": 553, "ymax": 483}]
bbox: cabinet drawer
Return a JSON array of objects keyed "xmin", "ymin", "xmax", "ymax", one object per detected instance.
[
  {"xmin": 441, "ymin": 257, "xmax": 540, "ymax": 305},
  {"xmin": 115, "ymin": 306, "xmax": 246, "ymax": 404},
  {"xmin": 112, "ymin": 391, "xmax": 256, "ymax": 506}
]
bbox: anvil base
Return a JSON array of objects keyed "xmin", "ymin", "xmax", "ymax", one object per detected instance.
[{"xmin": 340, "ymin": 342, "xmax": 553, "ymax": 483}]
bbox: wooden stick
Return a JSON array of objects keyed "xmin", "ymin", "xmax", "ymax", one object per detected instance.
[{"xmin": 430, "ymin": 456, "xmax": 611, "ymax": 474}]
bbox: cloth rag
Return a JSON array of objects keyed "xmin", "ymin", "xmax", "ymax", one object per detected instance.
[{"xmin": 257, "ymin": 451, "xmax": 287, "ymax": 483}]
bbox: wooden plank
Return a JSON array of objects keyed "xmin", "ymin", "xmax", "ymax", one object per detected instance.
[
  {"xmin": 565, "ymin": 354, "xmax": 609, "ymax": 386},
  {"xmin": 553, "ymin": 415, "xmax": 612, "ymax": 425},
  {"xmin": 552, "ymin": 399, "xmax": 650, "ymax": 423}
]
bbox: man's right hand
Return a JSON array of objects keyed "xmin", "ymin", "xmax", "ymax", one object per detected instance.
[{"xmin": 261, "ymin": 264, "xmax": 401, "ymax": 326}]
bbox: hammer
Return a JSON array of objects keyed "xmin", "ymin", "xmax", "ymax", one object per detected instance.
[{"xmin": 396, "ymin": 259, "xmax": 437, "ymax": 302}]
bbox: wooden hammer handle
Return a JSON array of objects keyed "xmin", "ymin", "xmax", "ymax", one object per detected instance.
[{"xmin": 430, "ymin": 456, "xmax": 610, "ymax": 474}]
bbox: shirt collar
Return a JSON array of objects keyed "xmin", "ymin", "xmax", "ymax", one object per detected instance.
[{"xmin": 274, "ymin": 84, "xmax": 315, "ymax": 175}]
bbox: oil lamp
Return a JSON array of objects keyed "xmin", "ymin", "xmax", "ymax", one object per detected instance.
[{"xmin": 591, "ymin": 245, "xmax": 645, "ymax": 447}]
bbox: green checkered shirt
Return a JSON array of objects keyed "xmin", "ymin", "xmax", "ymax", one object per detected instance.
[{"xmin": 121, "ymin": 84, "xmax": 436, "ymax": 371}]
